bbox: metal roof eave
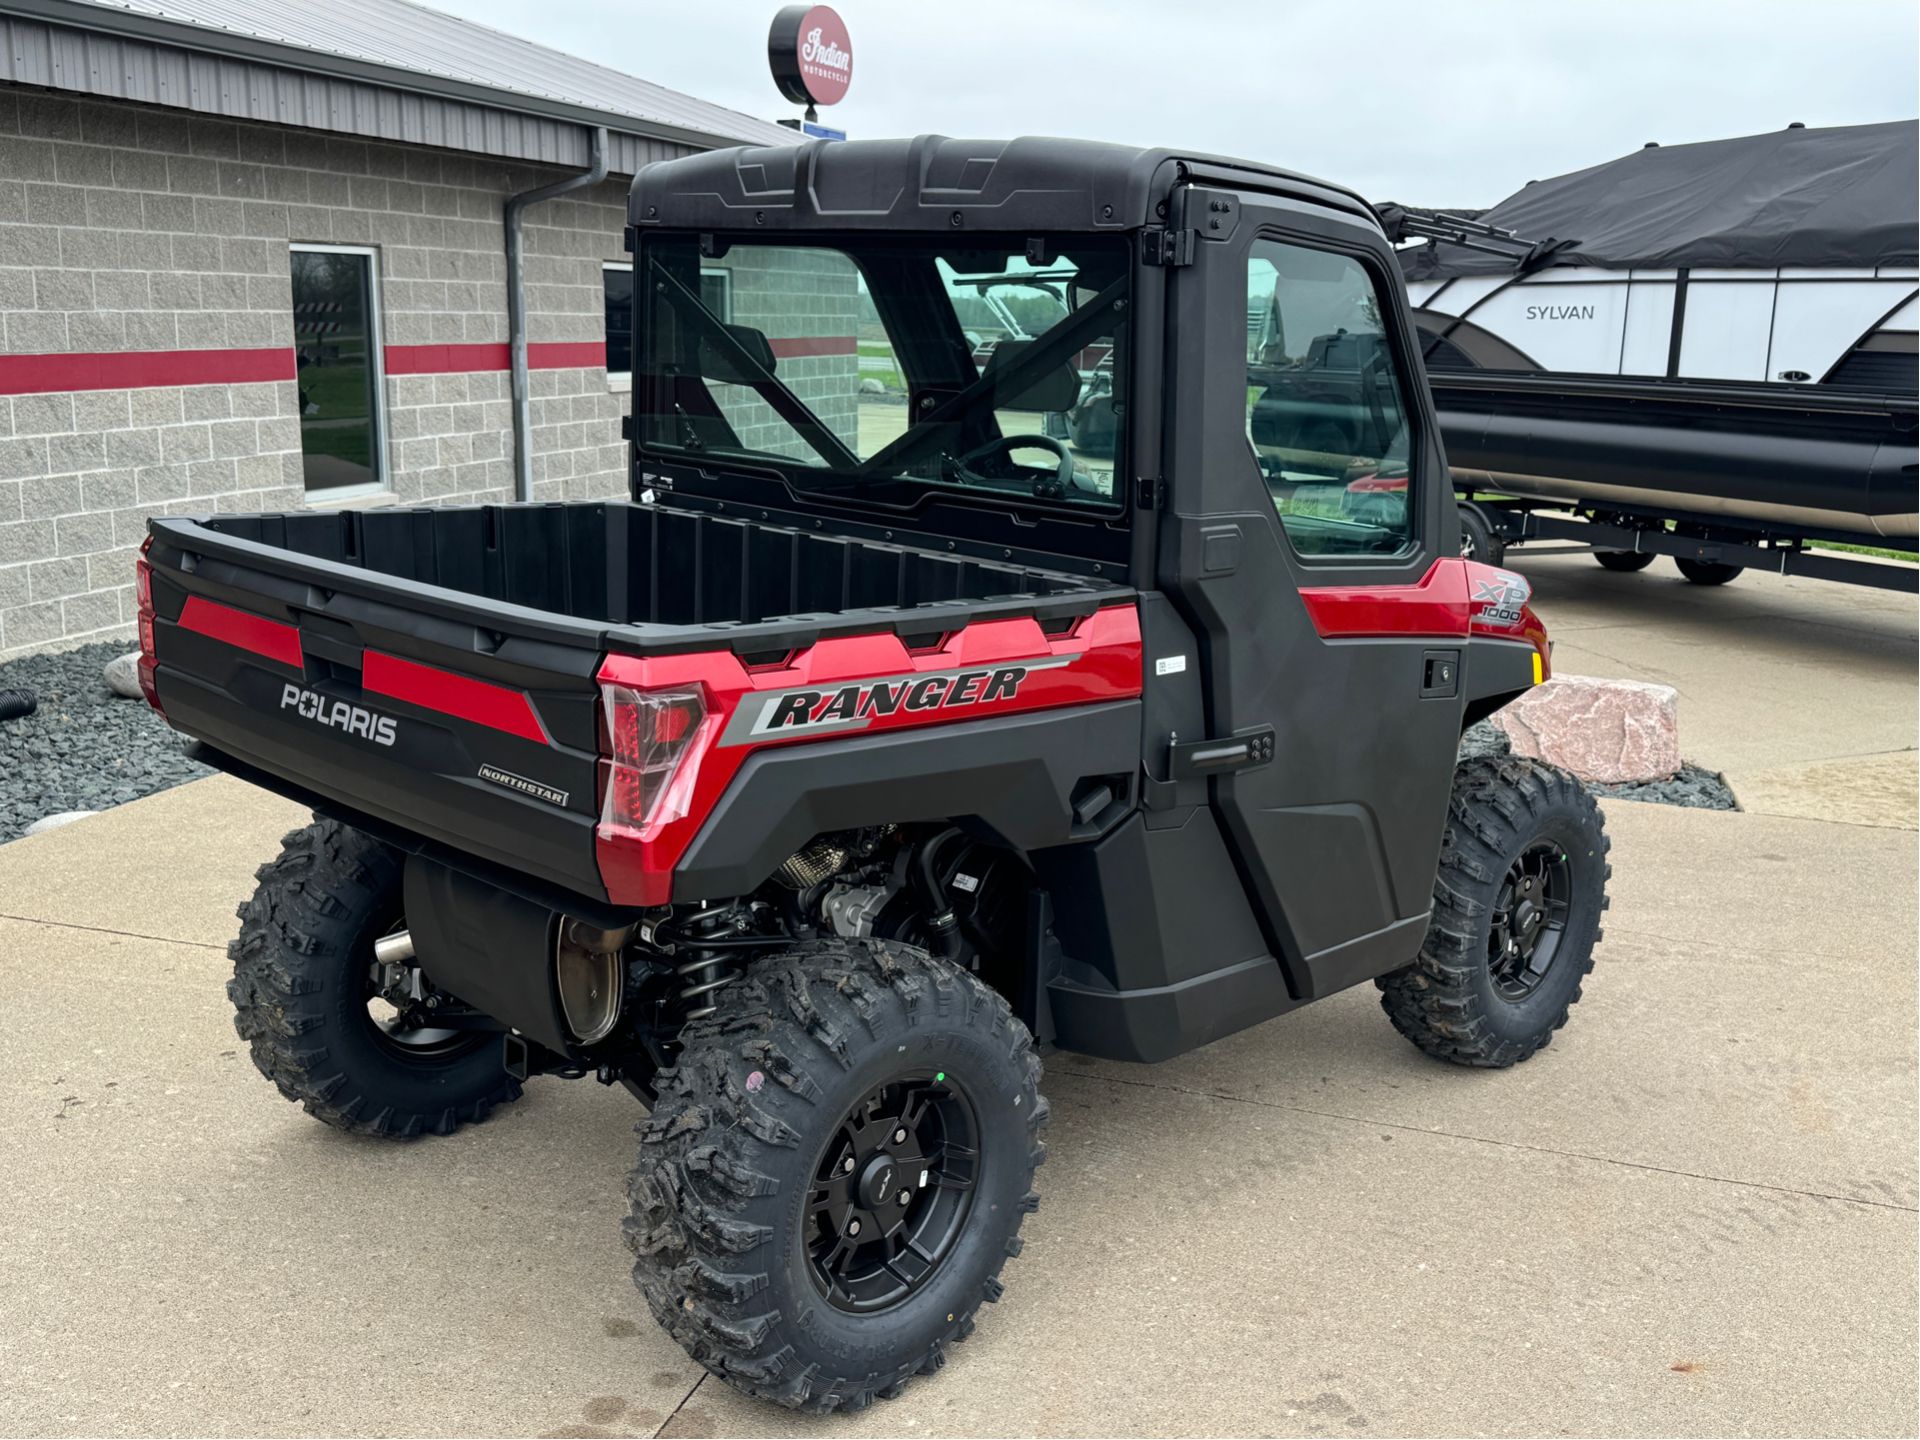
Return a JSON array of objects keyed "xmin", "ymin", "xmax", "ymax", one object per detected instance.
[{"xmin": 0, "ymin": 0, "xmax": 794, "ymax": 153}]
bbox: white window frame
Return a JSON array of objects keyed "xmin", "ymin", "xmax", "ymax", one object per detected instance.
[
  {"xmin": 290, "ymin": 242, "xmax": 391, "ymax": 505},
  {"xmin": 602, "ymin": 261, "xmax": 732, "ymax": 394}
]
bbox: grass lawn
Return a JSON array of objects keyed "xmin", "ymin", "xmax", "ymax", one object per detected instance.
[
  {"xmin": 1808, "ymin": 540, "xmax": 1918, "ymax": 563},
  {"xmin": 856, "ymin": 342, "xmax": 904, "ymax": 391}
]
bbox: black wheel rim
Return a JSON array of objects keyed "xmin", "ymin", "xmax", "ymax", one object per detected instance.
[
  {"xmin": 805, "ymin": 1074, "xmax": 979, "ymax": 1314},
  {"xmin": 363, "ymin": 918, "xmax": 484, "ymax": 1060},
  {"xmin": 1487, "ymin": 840, "xmax": 1573, "ymax": 1002}
]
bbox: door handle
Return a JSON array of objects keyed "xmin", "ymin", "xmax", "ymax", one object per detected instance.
[{"xmin": 1166, "ymin": 726, "xmax": 1275, "ymax": 780}]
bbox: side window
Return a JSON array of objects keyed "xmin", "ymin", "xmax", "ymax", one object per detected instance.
[{"xmin": 1245, "ymin": 240, "xmax": 1415, "ymax": 557}]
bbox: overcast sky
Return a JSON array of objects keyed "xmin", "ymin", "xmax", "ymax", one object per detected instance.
[{"xmin": 431, "ymin": 0, "xmax": 1917, "ymax": 207}]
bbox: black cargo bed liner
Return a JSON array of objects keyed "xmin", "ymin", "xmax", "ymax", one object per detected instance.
[{"xmin": 156, "ymin": 501, "xmax": 1130, "ymax": 659}]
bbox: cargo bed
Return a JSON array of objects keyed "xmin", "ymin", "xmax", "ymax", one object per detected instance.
[{"xmin": 143, "ymin": 501, "xmax": 1133, "ymax": 913}]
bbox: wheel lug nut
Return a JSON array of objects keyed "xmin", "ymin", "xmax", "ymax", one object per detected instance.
[
  {"xmin": 897, "ymin": 1188, "xmax": 912, "ymax": 1206},
  {"xmin": 842, "ymin": 1156, "xmax": 854, "ymax": 1173},
  {"xmin": 847, "ymin": 1218, "xmax": 861, "ymax": 1236},
  {"xmin": 892, "ymin": 1127, "xmax": 907, "ymax": 1144}
]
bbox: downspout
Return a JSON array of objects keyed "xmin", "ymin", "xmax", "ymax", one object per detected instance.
[{"xmin": 505, "ymin": 126, "xmax": 609, "ymax": 502}]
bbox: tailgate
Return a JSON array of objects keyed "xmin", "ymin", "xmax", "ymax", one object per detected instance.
[{"xmin": 145, "ymin": 519, "xmax": 610, "ymax": 906}]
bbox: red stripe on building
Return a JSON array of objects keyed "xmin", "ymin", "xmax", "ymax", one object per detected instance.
[
  {"xmin": 177, "ymin": 596, "xmax": 305, "ymax": 670},
  {"xmin": 381, "ymin": 342, "xmax": 510, "ymax": 375},
  {"xmin": 362, "ymin": 651, "xmax": 550, "ymax": 745},
  {"xmin": 768, "ymin": 336, "xmax": 857, "ymax": 359},
  {"xmin": 0, "ymin": 336, "xmax": 856, "ymax": 395},
  {"xmin": 0, "ymin": 348, "xmax": 296, "ymax": 396},
  {"xmin": 381, "ymin": 341, "xmax": 608, "ymax": 375}
]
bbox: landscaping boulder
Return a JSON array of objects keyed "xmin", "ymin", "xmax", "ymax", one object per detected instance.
[
  {"xmin": 25, "ymin": 810, "xmax": 98, "ymax": 836},
  {"xmin": 1490, "ymin": 674, "xmax": 1681, "ymax": 785},
  {"xmin": 103, "ymin": 651, "xmax": 144, "ymax": 700}
]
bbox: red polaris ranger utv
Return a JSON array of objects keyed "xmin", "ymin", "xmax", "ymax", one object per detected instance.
[{"xmin": 138, "ymin": 137, "xmax": 1609, "ymax": 1413}]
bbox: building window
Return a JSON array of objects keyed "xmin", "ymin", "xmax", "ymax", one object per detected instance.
[
  {"xmin": 290, "ymin": 244, "xmax": 388, "ymax": 498},
  {"xmin": 603, "ymin": 262, "xmax": 730, "ymax": 389}
]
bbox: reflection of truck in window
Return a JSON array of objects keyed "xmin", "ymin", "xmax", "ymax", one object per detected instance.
[{"xmin": 1249, "ymin": 327, "xmax": 1405, "ymax": 474}]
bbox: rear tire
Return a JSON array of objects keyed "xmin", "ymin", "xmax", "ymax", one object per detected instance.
[
  {"xmin": 625, "ymin": 939, "xmax": 1046, "ymax": 1413},
  {"xmin": 1675, "ymin": 556, "xmax": 1743, "ymax": 585},
  {"xmin": 227, "ymin": 818, "xmax": 521, "ymax": 1137},
  {"xmin": 1593, "ymin": 549, "xmax": 1655, "ymax": 572},
  {"xmin": 1378, "ymin": 756, "xmax": 1610, "ymax": 1068}
]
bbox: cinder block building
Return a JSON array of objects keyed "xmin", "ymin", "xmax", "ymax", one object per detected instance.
[{"xmin": 0, "ymin": 0, "xmax": 798, "ymax": 658}]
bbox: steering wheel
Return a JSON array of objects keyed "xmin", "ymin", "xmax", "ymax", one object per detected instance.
[{"xmin": 954, "ymin": 434, "xmax": 1077, "ymax": 499}]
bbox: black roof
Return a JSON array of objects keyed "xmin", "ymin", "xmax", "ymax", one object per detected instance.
[
  {"xmin": 629, "ymin": 134, "xmax": 1377, "ymax": 234},
  {"xmin": 1401, "ymin": 120, "xmax": 1919, "ymax": 278}
]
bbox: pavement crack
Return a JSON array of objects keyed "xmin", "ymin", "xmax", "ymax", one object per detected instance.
[
  {"xmin": 651, "ymin": 1373, "xmax": 705, "ymax": 1439},
  {"xmin": 1056, "ymin": 1069, "xmax": 1918, "ymax": 1214},
  {"xmin": 0, "ymin": 913, "xmax": 224, "ymax": 951}
]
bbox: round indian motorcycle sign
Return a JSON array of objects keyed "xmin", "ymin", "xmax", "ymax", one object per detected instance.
[{"xmin": 769, "ymin": 4, "xmax": 853, "ymax": 108}]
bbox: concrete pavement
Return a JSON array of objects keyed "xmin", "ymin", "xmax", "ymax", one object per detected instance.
[{"xmin": 0, "ymin": 555, "xmax": 1913, "ymax": 1437}]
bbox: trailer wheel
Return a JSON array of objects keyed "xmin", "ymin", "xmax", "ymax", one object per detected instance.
[
  {"xmin": 1593, "ymin": 549, "xmax": 1655, "ymax": 573},
  {"xmin": 1456, "ymin": 503, "xmax": 1505, "ymax": 564},
  {"xmin": 1377, "ymin": 756, "xmax": 1609, "ymax": 1068},
  {"xmin": 626, "ymin": 939, "xmax": 1046, "ymax": 1413},
  {"xmin": 1675, "ymin": 556, "xmax": 1743, "ymax": 585},
  {"xmin": 227, "ymin": 818, "xmax": 521, "ymax": 1138}
]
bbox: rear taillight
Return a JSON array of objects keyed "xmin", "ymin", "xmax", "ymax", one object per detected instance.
[
  {"xmin": 600, "ymin": 685, "xmax": 707, "ymax": 832},
  {"xmin": 595, "ymin": 683, "xmax": 712, "ymax": 905},
  {"xmin": 134, "ymin": 535, "xmax": 163, "ymax": 716}
]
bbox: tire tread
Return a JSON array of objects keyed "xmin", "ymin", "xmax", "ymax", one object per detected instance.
[
  {"xmin": 226, "ymin": 817, "xmax": 521, "ymax": 1138},
  {"xmin": 627, "ymin": 938, "xmax": 1046, "ymax": 1414},
  {"xmin": 1377, "ymin": 756, "xmax": 1610, "ymax": 1068}
]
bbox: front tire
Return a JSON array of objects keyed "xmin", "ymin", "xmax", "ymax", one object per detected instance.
[
  {"xmin": 625, "ymin": 939, "xmax": 1047, "ymax": 1413},
  {"xmin": 1378, "ymin": 757, "xmax": 1610, "ymax": 1068},
  {"xmin": 227, "ymin": 818, "xmax": 521, "ymax": 1137}
]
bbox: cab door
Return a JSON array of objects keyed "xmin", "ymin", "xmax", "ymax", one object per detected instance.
[{"xmin": 1155, "ymin": 182, "xmax": 1466, "ymax": 1000}]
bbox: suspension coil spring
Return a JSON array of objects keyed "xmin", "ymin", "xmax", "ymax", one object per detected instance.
[
  {"xmin": 675, "ymin": 954, "xmax": 735, "ymax": 1021},
  {"xmin": 671, "ymin": 904, "xmax": 747, "ymax": 1022}
]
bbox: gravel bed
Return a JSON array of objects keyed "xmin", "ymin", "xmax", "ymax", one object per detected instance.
[
  {"xmin": 0, "ymin": 640, "xmax": 209, "ymax": 842},
  {"xmin": 1460, "ymin": 720, "xmax": 1737, "ymax": 809}
]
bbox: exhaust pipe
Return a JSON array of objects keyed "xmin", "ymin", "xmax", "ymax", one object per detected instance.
[
  {"xmin": 373, "ymin": 930, "xmax": 416, "ymax": 965},
  {"xmin": 555, "ymin": 919, "xmax": 634, "ymax": 1045}
]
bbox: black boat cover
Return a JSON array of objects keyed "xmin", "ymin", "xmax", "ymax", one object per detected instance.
[{"xmin": 1398, "ymin": 120, "xmax": 1919, "ymax": 278}]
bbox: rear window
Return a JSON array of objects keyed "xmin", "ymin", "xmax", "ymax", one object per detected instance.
[{"xmin": 634, "ymin": 234, "xmax": 1128, "ymax": 514}]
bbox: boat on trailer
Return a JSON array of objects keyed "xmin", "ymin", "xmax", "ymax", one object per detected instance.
[{"xmin": 1386, "ymin": 120, "xmax": 1917, "ymax": 588}]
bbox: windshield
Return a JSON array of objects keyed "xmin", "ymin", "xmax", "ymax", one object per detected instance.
[{"xmin": 634, "ymin": 234, "xmax": 1128, "ymax": 512}]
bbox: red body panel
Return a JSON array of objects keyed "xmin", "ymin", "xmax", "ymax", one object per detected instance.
[
  {"xmin": 1300, "ymin": 556, "xmax": 1550, "ymax": 670},
  {"xmin": 594, "ymin": 604, "xmax": 1144, "ymax": 906},
  {"xmin": 362, "ymin": 651, "xmax": 551, "ymax": 745},
  {"xmin": 178, "ymin": 595, "xmax": 305, "ymax": 670}
]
